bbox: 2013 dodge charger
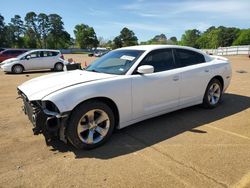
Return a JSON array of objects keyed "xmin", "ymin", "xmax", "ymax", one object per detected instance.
[{"xmin": 17, "ymin": 45, "xmax": 232, "ymax": 149}]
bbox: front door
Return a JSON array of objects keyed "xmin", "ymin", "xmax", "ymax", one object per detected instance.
[{"xmin": 131, "ymin": 49, "xmax": 180, "ymax": 119}]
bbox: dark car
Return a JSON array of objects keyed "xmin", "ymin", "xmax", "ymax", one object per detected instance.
[{"xmin": 0, "ymin": 49, "xmax": 28, "ymax": 62}]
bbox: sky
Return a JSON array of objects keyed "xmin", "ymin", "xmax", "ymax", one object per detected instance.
[{"xmin": 0, "ymin": 0, "xmax": 250, "ymax": 42}]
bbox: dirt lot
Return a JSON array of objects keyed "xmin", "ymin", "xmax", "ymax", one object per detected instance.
[{"xmin": 0, "ymin": 55, "xmax": 250, "ymax": 188}]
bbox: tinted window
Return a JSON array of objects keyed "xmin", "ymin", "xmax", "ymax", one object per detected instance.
[
  {"xmin": 175, "ymin": 49, "xmax": 205, "ymax": 67},
  {"xmin": 140, "ymin": 49, "xmax": 175, "ymax": 72},
  {"xmin": 3, "ymin": 50, "xmax": 26, "ymax": 55},
  {"xmin": 41, "ymin": 51, "xmax": 59, "ymax": 57}
]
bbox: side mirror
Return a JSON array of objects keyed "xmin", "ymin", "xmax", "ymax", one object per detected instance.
[
  {"xmin": 137, "ymin": 65, "xmax": 154, "ymax": 74},
  {"xmin": 26, "ymin": 55, "xmax": 31, "ymax": 60}
]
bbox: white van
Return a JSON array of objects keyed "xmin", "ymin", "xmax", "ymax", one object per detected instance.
[{"xmin": 0, "ymin": 49, "xmax": 65, "ymax": 73}]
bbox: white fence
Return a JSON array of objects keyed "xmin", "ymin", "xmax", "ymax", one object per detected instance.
[{"xmin": 202, "ymin": 45, "xmax": 250, "ymax": 56}]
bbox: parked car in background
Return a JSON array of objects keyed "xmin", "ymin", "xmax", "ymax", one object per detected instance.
[
  {"xmin": 1, "ymin": 49, "xmax": 65, "ymax": 73},
  {"xmin": 17, "ymin": 45, "xmax": 232, "ymax": 149},
  {"xmin": 0, "ymin": 49, "xmax": 28, "ymax": 62}
]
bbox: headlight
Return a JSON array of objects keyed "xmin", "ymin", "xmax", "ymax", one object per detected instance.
[{"xmin": 41, "ymin": 100, "xmax": 60, "ymax": 113}]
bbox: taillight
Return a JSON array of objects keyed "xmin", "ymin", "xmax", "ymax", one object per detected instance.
[{"xmin": 60, "ymin": 54, "xmax": 64, "ymax": 59}]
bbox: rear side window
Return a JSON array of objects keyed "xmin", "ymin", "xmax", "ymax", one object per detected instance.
[
  {"xmin": 175, "ymin": 49, "xmax": 205, "ymax": 67},
  {"xmin": 43, "ymin": 51, "xmax": 59, "ymax": 57},
  {"xmin": 140, "ymin": 49, "xmax": 175, "ymax": 72},
  {"xmin": 52, "ymin": 51, "xmax": 59, "ymax": 56}
]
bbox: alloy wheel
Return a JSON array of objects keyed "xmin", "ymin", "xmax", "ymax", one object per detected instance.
[{"xmin": 77, "ymin": 109, "xmax": 110, "ymax": 144}]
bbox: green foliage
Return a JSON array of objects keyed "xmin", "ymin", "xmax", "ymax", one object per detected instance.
[
  {"xmin": 74, "ymin": 24, "xmax": 99, "ymax": 49},
  {"xmin": 140, "ymin": 34, "xmax": 177, "ymax": 45},
  {"xmin": 112, "ymin": 27, "xmax": 138, "ymax": 49},
  {"xmin": 180, "ymin": 29, "xmax": 201, "ymax": 48},
  {"xmin": 8, "ymin": 15, "xmax": 25, "ymax": 47},
  {"xmin": 233, "ymin": 29, "xmax": 250, "ymax": 45},
  {"xmin": 185, "ymin": 26, "xmax": 241, "ymax": 48},
  {"xmin": 47, "ymin": 14, "xmax": 71, "ymax": 49},
  {"xmin": 0, "ymin": 14, "xmax": 7, "ymax": 47}
]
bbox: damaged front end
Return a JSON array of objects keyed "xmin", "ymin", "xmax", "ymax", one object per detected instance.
[{"xmin": 18, "ymin": 89, "xmax": 69, "ymax": 144}]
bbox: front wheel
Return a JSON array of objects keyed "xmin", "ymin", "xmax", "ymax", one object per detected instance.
[
  {"xmin": 12, "ymin": 64, "xmax": 24, "ymax": 74},
  {"xmin": 202, "ymin": 78, "xmax": 222, "ymax": 108},
  {"xmin": 67, "ymin": 101, "xmax": 115, "ymax": 149}
]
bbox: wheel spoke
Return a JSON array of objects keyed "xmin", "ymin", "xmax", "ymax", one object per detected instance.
[
  {"xmin": 208, "ymin": 95, "xmax": 211, "ymax": 102},
  {"xmin": 213, "ymin": 84, "xmax": 219, "ymax": 92},
  {"xmin": 95, "ymin": 126, "xmax": 107, "ymax": 137},
  {"xmin": 213, "ymin": 93, "xmax": 220, "ymax": 98},
  {"xmin": 86, "ymin": 130, "xmax": 94, "ymax": 144},
  {"xmin": 211, "ymin": 96, "xmax": 216, "ymax": 104},
  {"xmin": 77, "ymin": 123, "xmax": 89, "ymax": 133},
  {"xmin": 95, "ymin": 114, "xmax": 108, "ymax": 125},
  {"xmin": 86, "ymin": 110, "xmax": 95, "ymax": 123}
]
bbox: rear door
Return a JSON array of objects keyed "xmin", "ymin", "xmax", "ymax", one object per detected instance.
[
  {"xmin": 43, "ymin": 51, "xmax": 59, "ymax": 68},
  {"xmin": 174, "ymin": 49, "xmax": 213, "ymax": 106},
  {"xmin": 131, "ymin": 48, "xmax": 181, "ymax": 119}
]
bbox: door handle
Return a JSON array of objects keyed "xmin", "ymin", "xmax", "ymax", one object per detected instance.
[
  {"xmin": 204, "ymin": 69, "xmax": 209, "ymax": 72},
  {"xmin": 173, "ymin": 76, "xmax": 179, "ymax": 81}
]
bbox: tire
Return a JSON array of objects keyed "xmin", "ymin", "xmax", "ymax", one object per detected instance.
[
  {"xmin": 202, "ymin": 78, "xmax": 222, "ymax": 109},
  {"xmin": 12, "ymin": 64, "xmax": 24, "ymax": 74},
  {"xmin": 54, "ymin": 62, "xmax": 64, "ymax": 71},
  {"xmin": 67, "ymin": 101, "xmax": 115, "ymax": 149}
]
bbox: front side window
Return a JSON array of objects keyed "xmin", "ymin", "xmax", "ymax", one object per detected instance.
[
  {"xmin": 175, "ymin": 49, "xmax": 205, "ymax": 67},
  {"xmin": 139, "ymin": 49, "xmax": 175, "ymax": 73},
  {"xmin": 86, "ymin": 50, "xmax": 144, "ymax": 75},
  {"xmin": 28, "ymin": 52, "xmax": 40, "ymax": 59}
]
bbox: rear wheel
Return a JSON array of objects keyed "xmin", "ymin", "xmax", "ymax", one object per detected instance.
[
  {"xmin": 54, "ymin": 62, "xmax": 64, "ymax": 71},
  {"xmin": 12, "ymin": 64, "xmax": 24, "ymax": 74},
  {"xmin": 202, "ymin": 78, "xmax": 222, "ymax": 108},
  {"xmin": 67, "ymin": 101, "xmax": 115, "ymax": 149}
]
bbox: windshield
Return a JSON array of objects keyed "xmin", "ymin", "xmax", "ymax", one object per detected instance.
[
  {"xmin": 86, "ymin": 49, "xmax": 145, "ymax": 75},
  {"xmin": 16, "ymin": 51, "xmax": 31, "ymax": 59}
]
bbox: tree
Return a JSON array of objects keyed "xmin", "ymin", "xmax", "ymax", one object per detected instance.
[
  {"xmin": 180, "ymin": 29, "xmax": 201, "ymax": 48},
  {"xmin": 233, "ymin": 29, "xmax": 250, "ymax": 45},
  {"xmin": 46, "ymin": 14, "xmax": 71, "ymax": 49},
  {"xmin": 119, "ymin": 27, "xmax": 138, "ymax": 46},
  {"xmin": 37, "ymin": 13, "xmax": 50, "ymax": 48},
  {"xmin": 23, "ymin": 28, "xmax": 37, "ymax": 48},
  {"xmin": 113, "ymin": 36, "xmax": 122, "ymax": 48},
  {"xmin": 0, "ymin": 14, "xmax": 7, "ymax": 47},
  {"xmin": 74, "ymin": 24, "xmax": 99, "ymax": 49},
  {"xmin": 25, "ymin": 12, "xmax": 42, "ymax": 47},
  {"xmin": 217, "ymin": 26, "xmax": 240, "ymax": 47},
  {"xmin": 169, "ymin": 36, "xmax": 177, "ymax": 43},
  {"xmin": 113, "ymin": 27, "xmax": 138, "ymax": 48},
  {"xmin": 197, "ymin": 28, "xmax": 220, "ymax": 49},
  {"xmin": 8, "ymin": 15, "xmax": 25, "ymax": 47}
]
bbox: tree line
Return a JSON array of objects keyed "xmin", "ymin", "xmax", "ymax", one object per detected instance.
[{"xmin": 0, "ymin": 12, "xmax": 249, "ymax": 50}]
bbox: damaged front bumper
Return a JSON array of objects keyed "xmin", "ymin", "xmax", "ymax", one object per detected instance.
[{"xmin": 18, "ymin": 89, "xmax": 69, "ymax": 144}]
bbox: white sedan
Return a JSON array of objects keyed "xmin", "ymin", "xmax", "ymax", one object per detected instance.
[{"xmin": 17, "ymin": 45, "xmax": 232, "ymax": 149}]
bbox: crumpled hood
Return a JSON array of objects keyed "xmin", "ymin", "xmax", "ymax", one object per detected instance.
[{"xmin": 18, "ymin": 70, "xmax": 117, "ymax": 100}]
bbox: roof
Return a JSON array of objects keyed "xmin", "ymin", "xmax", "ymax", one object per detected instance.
[
  {"xmin": 28, "ymin": 49, "xmax": 60, "ymax": 52},
  {"xmin": 117, "ymin": 44, "xmax": 211, "ymax": 61},
  {"xmin": 118, "ymin": 44, "xmax": 205, "ymax": 54}
]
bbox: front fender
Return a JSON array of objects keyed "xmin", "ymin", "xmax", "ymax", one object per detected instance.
[{"xmin": 43, "ymin": 76, "xmax": 132, "ymax": 124}]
